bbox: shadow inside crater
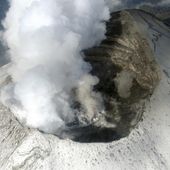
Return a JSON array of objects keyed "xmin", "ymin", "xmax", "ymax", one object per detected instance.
[{"xmin": 64, "ymin": 125, "xmax": 121, "ymax": 143}]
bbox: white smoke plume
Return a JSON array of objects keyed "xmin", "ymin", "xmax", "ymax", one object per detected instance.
[{"xmin": 0, "ymin": 0, "xmax": 112, "ymax": 135}]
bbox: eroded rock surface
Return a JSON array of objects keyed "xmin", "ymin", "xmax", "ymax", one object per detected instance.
[{"xmin": 83, "ymin": 10, "xmax": 160, "ymax": 140}]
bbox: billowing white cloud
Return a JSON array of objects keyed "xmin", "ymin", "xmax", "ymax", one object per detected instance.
[{"xmin": 0, "ymin": 0, "xmax": 110, "ymax": 135}]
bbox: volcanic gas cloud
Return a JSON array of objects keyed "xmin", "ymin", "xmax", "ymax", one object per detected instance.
[{"xmin": 0, "ymin": 0, "xmax": 121, "ymax": 136}]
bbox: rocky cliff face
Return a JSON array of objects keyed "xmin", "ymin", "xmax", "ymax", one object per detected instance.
[
  {"xmin": 0, "ymin": 9, "xmax": 170, "ymax": 170},
  {"xmin": 82, "ymin": 10, "xmax": 160, "ymax": 141}
]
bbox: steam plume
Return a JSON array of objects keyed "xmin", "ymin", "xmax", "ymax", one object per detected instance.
[{"xmin": 0, "ymin": 0, "xmax": 111, "ymax": 135}]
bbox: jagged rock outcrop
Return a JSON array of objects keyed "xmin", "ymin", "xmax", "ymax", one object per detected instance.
[{"xmin": 83, "ymin": 10, "xmax": 160, "ymax": 140}]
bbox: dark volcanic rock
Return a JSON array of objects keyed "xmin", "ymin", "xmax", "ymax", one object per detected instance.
[{"xmin": 82, "ymin": 10, "xmax": 160, "ymax": 141}]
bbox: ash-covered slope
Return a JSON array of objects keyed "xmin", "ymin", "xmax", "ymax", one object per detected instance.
[
  {"xmin": 130, "ymin": 9, "xmax": 170, "ymax": 73},
  {"xmin": 139, "ymin": 4, "xmax": 170, "ymax": 27},
  {"xmin": 0, "ymin": 9, "xmax": 170, "ymax": 170}
]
